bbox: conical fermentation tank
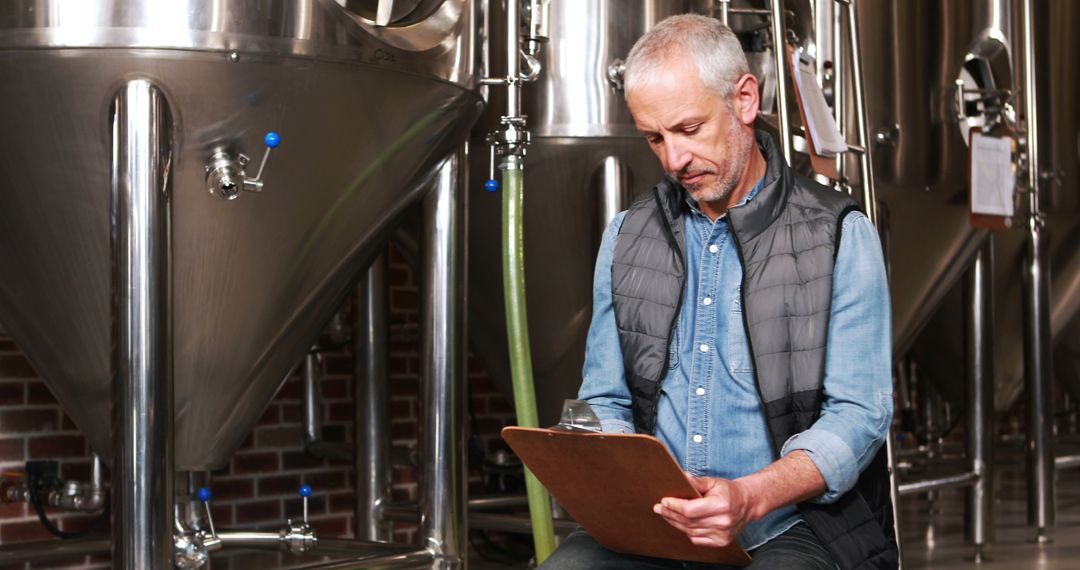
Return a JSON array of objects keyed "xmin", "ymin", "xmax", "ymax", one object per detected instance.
[
  {"xmin": 0, "ymin": 0, "xmax": 483, "ymax": 470},
  {"xmin": 468, "ymin": 0, "xmax": 713, "ymax": 426}
]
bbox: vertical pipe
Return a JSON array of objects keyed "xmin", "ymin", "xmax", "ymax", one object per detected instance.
[
  {"xmin": 355, "ymin": 255, "xmax": 392, "ymax": 542},
  {"xmin": 831, "ymin": 0, "xmax": 846, "ymax": 185},
  {"xmin": 420, "ymin": 154, "xmax": 466, "ymax": 568},
  {"xmin": 1020, "ymin": 0, "xmax": 1054, "ymax": 540},
  {"xmin": 845, "ymin": 0, "xmax": 877, "ymax": 225},
  {"xmin": 965, "ymin": 239, "xmax": 994, "ymax": 559},
  {"xmin": 595, "ymin": 156, "xmax": 629, "ymax": 243},
  {"xmin": 111, "ymin": 78, "xmax": 172, "ymax": 570},
  {"xmin": 303, "ymin": 349, "xmax": 323, "ymax": 445},
  {"xmin": 769, "ymin": 0, "xmax": 793, "ymax": 162},
  {"xmin": 720, "ymin": 0, "xmax": 730, "ymax": 26},
  {"xmin": 506, "ymin": 0, "xmax": 520, "ymax": 117}
]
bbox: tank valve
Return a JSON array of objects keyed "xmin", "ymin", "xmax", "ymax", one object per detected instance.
[
  {"xmin": 204, "ymin": 131, "xmax": 281, "ymax": 200},
  {"xmin": 282, "ymin": 484, "xmax": 317, "ymax": 553}
]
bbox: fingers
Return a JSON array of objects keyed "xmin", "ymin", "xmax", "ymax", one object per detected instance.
[{"xmin": 654, "ymin": 509, "xmax": 736, "ymax": 547}]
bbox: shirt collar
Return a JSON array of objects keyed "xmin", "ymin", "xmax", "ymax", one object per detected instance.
[{"xmin": 683, "ymin": 174, "xmax": 767, "ymax": 220}]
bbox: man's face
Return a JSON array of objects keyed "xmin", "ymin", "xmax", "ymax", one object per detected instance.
[{"xmin": 626, "ymin": 55, "xmax": 754, "ymax": 205}]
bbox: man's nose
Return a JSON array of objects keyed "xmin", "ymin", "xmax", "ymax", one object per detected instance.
[{"xmin": 663, "ymin": 139, "xmax": 692, "ymax": 174}]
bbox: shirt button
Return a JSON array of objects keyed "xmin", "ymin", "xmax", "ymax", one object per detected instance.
[
  {"xmin": 695, "ymin": 387, "xmax": 706, "ymax": 396},
  {"xmin": 708, "ymin": 244, "xmax": 719, "ymax": 253},
  {"xmin": 693, "ymin": 434, "xmax": 703, "ymax": 443},
  {"xmin": 702, "ymin": 297, "xmax": 713, "ymax": 306},
  {"xmin": 699, "ymin": 343, "xmax": 709, "ymax": 353}
]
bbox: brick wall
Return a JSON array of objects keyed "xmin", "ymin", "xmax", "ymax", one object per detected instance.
[{"xmin": 0, "ymin": 243, "xmax": 519, "ymax": 568}]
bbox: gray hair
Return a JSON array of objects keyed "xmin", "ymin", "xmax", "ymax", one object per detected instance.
[{"xmin": 623, "ymin": 14, "xmax": 749, "ymax": 98}]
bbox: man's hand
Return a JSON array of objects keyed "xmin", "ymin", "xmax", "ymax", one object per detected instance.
[
  {"xmin": 653, "ymin": 451, "xmax": 827, "ymax": 547},
  {"xmin": 652, "ymin": 475, "xmax": 757, "ymax": 547}
]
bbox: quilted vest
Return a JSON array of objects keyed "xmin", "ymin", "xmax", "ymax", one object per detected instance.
[{"xmin": 610, "ymin": 132, "xmax": 897, "ymax": 569}]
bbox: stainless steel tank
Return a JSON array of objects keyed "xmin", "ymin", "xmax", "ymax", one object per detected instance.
[
  {"xmin": 0, "ymin": 0, "xmax": 482, "ymax": 469},
  {"xmin": 467, "ymin": 0, "xmax": 712, "ymax": 426}
]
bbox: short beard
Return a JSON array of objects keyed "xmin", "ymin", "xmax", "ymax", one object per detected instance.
[{"xmin": 686, "ymin": 113, "xmax": 753, "ymax": 204}]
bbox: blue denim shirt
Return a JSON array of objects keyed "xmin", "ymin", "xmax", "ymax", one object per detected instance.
[{"xmin": 579, "ymin": 177, "xmax": 893, "ymax": 550}]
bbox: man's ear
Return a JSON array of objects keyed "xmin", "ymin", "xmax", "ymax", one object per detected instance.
[{"xmin": 731, "ymin": 73, "xmax": 761, "ymax": 126}]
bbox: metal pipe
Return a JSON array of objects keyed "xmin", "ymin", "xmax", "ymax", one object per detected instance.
[
  {"xmin": 470, "ymin": 512, "xmax": 579, "ymax": 534},
  {"xmin": 769, "ymin": 0, "xmax": 793, "ymax": 162},
  {"xmin": 304, "ymin": 349, "xmax": 323, "ymax": 444},
  {"xmin": 469, "ymin": 494, "xmax": 529, "ymax": 510},
  {"xmin": 111, "ymin": 78, "xmax": 173, "ymax": 570},
  {"xmin": 217, "ymin": 530, "xmax": 284, "ymax": 547},
  {"xmin": 296, "ymin": 549, "xmax": 435, "ymax": 570},
  {"xmin": 1020, "ymin": 0, "xmax": 1054, "ymax": 540},
  {"xmin": 419, "ymin": 153, "xmax": 466, "ymax": 568},
  {"xmin": 356, "ymin": 254, "xmax": 392, "ymax": 542},
  {"xmin": 964, "ymin": 239, "xmax": 994, "ymax": 559},
  {"xmin": 1056, "ymin": 455, "xmax": 1080, "ymax": 470},
  {"xmin": 0, "ymin": 537, "xmax": 111, "ymax": 564},
  {"xmin": 720, "ymin": 0, "xmax": 730, "ymax": 25},
  {"xmin": 830, "ymin": 0, "xmax": 846, "ymax": 187},
  {"xmin": 898, "ymin": 472, "xmax": 979, "ymax": 496},
  {"xmin": 506, "ymin": 0, "xmax": 521, "ymax": 117},
  {"xmin": 595, "ymin": 156, "xmax": 629, "ymax": 244},
  {"xmin": 844, "ymin": 0, "xmax": 877, "ymax": 224}
]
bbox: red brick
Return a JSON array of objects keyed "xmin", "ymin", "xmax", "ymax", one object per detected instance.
[
  {"xmin": 1, "ymin": 520, "xmax": 55, "ymax": 542},
  {"xmin": 485, "ymin": 395, "xmax": 514, "ymax": 415},
  {"xmin": 0, "ymin": 409, "xmax": 57, "ymax": 433},
  {"xmin": 28, "ymin": 435, "xmax": 84, "ymax": 458},
  {"xmin": 391, "ymin": 487, "xmax": 414, "ymax": 502},
  {"xmin": 26, "ymin": 382, "xmax": 57, "ymax": 405},
  {"xmin": 282, "ymin": 451, "xmax": 326, "ymax": 471},
  {"xmin": 258, "ymin": 475, "xmax": 300, "ymax": 497},
  {"xmin": 284, "ymin": 495, "xmax": 327, "ymax": 519},
  {"xmin": 322, "ymin": 378, "xmax": 348, "ymax": 399},
  {"xmin": 391, "ymin": 421, "xmax": 416, "ymax": 441},
  {"xmin": 60, "ymin": 461, "xmax": 91, "ymax": 482},
  {"xmin": 304, "ymin": 471, "xmax": 347, "ymax": 491},
  {"xmin": 211, "ymin": 478, "xmax": 254, "ymax": 501},
  {"xmin": 281, "ymin": 403, "xmax": 302, "ymax": 423},
  {"xmin": 0, "ymin": 501, "xmax": 25, "ymax": 518},
  {"xmin": 393, "ymin": 466, "xmax": 417, "ymax": 484},
  {"xmin": 310, "ymin": 516, "xmax": 348, "ymax": 536},
  {"xmin": 389, "ymin": 377, "xmax": 418, "ymax": 396},
  {"xmin": 0, "ymin": 355, "xmax": 35, "ymax": 378},
  {"xmin": 0, "ymin": 438, "xmax": 23, "ymax": 463},
  {"xmin": 236, "ymin": 433, "xmax": 255, "ymax": 451},
  {"xmin": 469, "ymin": 374, "xmax": 498, "ymax": 395},
  {"xmin": 231, "ymin": 452, "xmax": 279, "ymax": 475},
  {"xmin": 276, "ymin": 377, "xmax": 304, "ymax": 400},
  {"xmin": 0, "ymin": 382, "xmax": 24, "ymax": 406},
  {"xmin": 60, "ymin": 413, "xmax": 78, "ymax": 432},
  {"xmin": 323, "ymin": 355, "xmax": 352, "ymax": 376},
  {"xmin": 389, "ymin": 356, "xmax": 413, "ymax": 376},
  {"xmin": 328, "ymin": 492, "xmax": 354, "ymax": 514},
  {"xmin": 256, "ymin": 425, "xmax": 300, "ymax": 448},
  {"xmin": 390, "ymin": 400, "xmax": 413, "ymax": 420},
  {"xmin": 328, "ymin": 403, "xmax": 352, "ymax": 423},
  {"xmin": 210, "ymin": 503, "xmax": 234, "ymax": 526},
  {"xmin": 235, "ymin": 500, "xmax": 281, "ymax": 524},
  {"xmin": 256, "ymin": 405, "xmax": 280, "ymax": 426}
]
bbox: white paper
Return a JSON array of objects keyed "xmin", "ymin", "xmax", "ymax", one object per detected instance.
[
  {"xmin": 791, "ymin": 51, "xmax": 847, "ymax": 157},
  {"xmin": 970, "ymin": 132, "xmax": 1015, "ymax": 218}
]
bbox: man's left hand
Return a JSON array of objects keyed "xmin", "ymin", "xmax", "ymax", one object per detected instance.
[{"xmin": 653, "ymin": 475, "xmax": 757, "ymax": 547}]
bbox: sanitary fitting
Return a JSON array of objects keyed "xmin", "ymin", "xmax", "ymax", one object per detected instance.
[{"xmin": 204, "ymin": 131, "xmax": 281, "ymax": 200}]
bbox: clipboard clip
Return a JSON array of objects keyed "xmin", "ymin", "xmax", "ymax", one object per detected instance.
[{"xmin": 549, "ymin": 399, "xmax": 603, "ymax": 433}]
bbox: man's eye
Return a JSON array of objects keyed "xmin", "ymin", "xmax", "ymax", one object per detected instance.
[
  {"xmin": 684, "ymin": 125, "xmax": 701, "ymax": 135},
  {"xmin": 647, "ymin": 135, "xmax": 662, "ymax": 144}
]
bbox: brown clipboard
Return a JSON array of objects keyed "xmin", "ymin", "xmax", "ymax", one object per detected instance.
[
  {"xmin": 967, "ymin": 124, "xmax": 1017, "ymax": 230},
  {"xmin": 502, "ymin": 426, "xmax": 751, "ymax": 565}
]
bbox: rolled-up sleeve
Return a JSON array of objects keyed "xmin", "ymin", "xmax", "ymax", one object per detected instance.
[
  {"xmin": 781, "ymin": 211, "xmax": 893, "ymax": 503},
  {"xmin": 578, "ymin": 212, "xmax": 635, "ymax": 434}
]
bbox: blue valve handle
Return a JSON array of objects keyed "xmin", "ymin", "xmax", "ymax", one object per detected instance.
[
  {"xmin": 484, "ymin": 179, "xmax": 500, "ymax": 192},
  {"xmin": 298, "ymin": 484, "xmax": 313, "ymax": 498},
  {"xmin": 197, "ymin": 487, "xmax": 212, "ymax": 502},
  {"xmin": 264, "ymin": 131, "xmax": 281, "ymax": 149}
]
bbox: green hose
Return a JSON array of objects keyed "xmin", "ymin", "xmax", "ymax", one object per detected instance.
[{"xmin": 501, "ymin": 156, "xmax": 557, "ymax": 563}]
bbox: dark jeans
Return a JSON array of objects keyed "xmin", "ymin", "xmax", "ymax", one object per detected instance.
[{"xmin": 539, "ymin": 522, "xmax": 835, "ymax": 570}]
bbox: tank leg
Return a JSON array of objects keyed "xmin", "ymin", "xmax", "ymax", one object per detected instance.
[
  {"xmin": 965, "ymin": 239, "xmax": 994, "ymax": 561},
  {"xmin": 110, "ymin": 79, "xmax": 174, "ymax": 569},
  {"xmin": 355, "ymin": 254, "xmax": 392, "ymax": 542},
  {"xmin": 419, "ymin": 153, "xmax": 466, "ymax": 568}
]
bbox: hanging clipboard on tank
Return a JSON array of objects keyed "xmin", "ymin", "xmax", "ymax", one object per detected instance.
[{"xmin": 967, "ymin": 124, "xmax": 1018, "ymax": 231}]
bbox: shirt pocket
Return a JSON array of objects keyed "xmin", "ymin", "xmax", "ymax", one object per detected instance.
[{"xmin": 725, "ymin": 287, "xmax": 755, "ymax": 374}]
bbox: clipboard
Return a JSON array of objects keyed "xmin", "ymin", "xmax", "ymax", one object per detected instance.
[
  {"xmin": 502, "ymin": 426, "xmax": 751, "ymax": 565},
  {"xmin": 967, "ymin": 124, "xmax": 1017, "ymax": 230}
]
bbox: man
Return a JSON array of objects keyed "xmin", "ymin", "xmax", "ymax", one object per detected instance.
[{"xmin": 541, "ymin": 14, "xmax": 897, "ymax": 570}]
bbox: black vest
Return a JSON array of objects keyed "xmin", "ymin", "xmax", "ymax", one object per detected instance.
[{"xmin": 610, "ymin": 132, "xmax": 897, "ymax": 569}]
